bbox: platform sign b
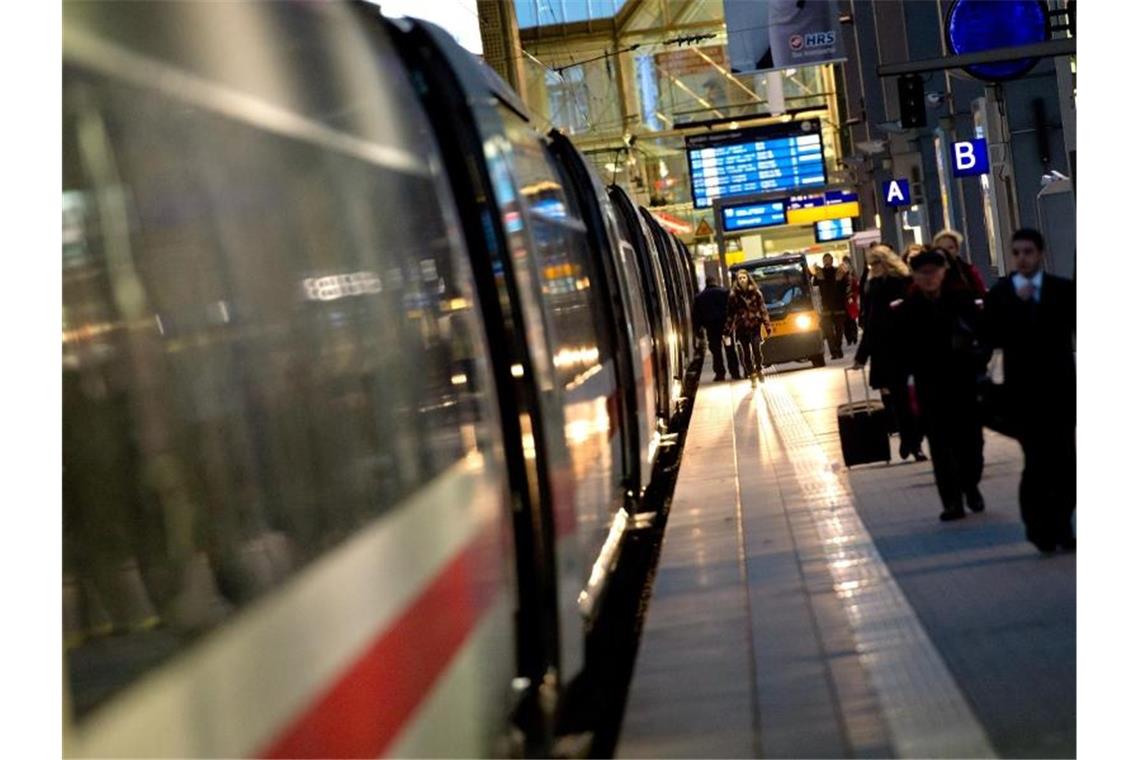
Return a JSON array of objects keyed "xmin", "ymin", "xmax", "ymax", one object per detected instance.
[
  {"xmin": 952, "ymin": 138, "xmax": 989, "ymax": 177},
  {"xmin": 882, "ymin": 179, "xmax": 911, "ymax": 207}
]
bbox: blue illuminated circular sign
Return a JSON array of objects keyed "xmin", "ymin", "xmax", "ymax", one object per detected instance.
[{"xmin": 945, "ymin": 0, "xmax": 1050, "ymax": 82}]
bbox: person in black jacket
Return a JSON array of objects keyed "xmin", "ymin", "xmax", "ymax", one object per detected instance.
[
  {"xmin": 893, "ymin": 247, "xmax": 987, "ymax": 521},
  {"xmin": 981, "ymin": 228, "xmax": 1076, "ymax": 553},
  {"xmin": 692, "ymin": 277, "xmax": 741, "ymax": 381},
  {"xmin": 854, "ymin": 244, "xmax": 926, "ymax": 462},
  {"xmin": 933, "ymin": 228, "xmax": 988, "ymax": 298},
  {"xmin": 812, "ymin": 253, "xmax": 849, "ymax": 359}
]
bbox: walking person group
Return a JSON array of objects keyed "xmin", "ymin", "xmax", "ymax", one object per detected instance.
[
  {"xmin": 693, "ymin": 227, "xmax": 1074, "ymax": 553},
  {"xmin": 850, "ymin": 228, "xmax": 1075, "ymax": 551},
  {"xmin": 693, "ymin": 269, "xmax": 772, "ymax": 387}
]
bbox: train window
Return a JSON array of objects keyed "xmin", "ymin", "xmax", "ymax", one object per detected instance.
[
  {"xmin": 62, "ymin": 58, "xmax": 504, "ymax": 719},
  {"xmin": 602, "ymin": 203, "xmax": 652, "ymax": 348},
  {"xmin": 495, "ymin": 107, "xmax": 612, "ymax": 391}
]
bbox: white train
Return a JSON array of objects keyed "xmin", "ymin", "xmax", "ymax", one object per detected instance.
[{"xmin": 62, "ymin": 3, "xmax": 699, "ymax": 756}]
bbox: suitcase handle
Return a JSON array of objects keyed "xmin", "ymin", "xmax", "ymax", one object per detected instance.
[{"xmin": 843, "ymin": 366, "xmax": 872, "ymax": 405}]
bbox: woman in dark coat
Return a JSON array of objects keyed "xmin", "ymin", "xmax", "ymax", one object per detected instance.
[
  {"xmin": 727, "ymin": 268, "xmax": 773, "ymax": 387},
  {"xmin": 854, "ymin": 244, "xmax": 926, "ymax": 461},
  {"xmin": 933, "ymin": 228, "xmax": 987, "ymax": 297},
  {"xmin": 892, "ymin": 247, "xmax": 987, "ymax": 521}
]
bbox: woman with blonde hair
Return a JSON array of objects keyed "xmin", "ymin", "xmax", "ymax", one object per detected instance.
[
  {"xmin": 854, "ymin": 243, "xmax": 927, "ymax": 461},
  {"xmin": 932, "ymin": 228, "xmax": 986, "ymax": 296},
  {"xmin": 727, "ymin": 268, "xmax": 773, "ymax": 387}
]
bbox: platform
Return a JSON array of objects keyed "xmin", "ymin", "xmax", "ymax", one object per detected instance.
[{"xmin": 617, "ymin": 359, "xmax": 1076, "ymax": 759}]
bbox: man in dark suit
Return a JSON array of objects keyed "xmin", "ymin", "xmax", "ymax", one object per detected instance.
[
  {"xmin": 693, "ymin": 277, "xmax": 741, "ymax": 381},
  {"xmin": 812, "ymin": 254, "xmax": 849, "ymax": 359},
  {"xmin": 981, "ymin": 228, "xmax": 1076, "ymax": 553}
]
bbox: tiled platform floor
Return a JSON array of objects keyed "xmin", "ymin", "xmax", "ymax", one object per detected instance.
[{"xmin": 617, "ymin": 358, "xmax": 1075, "ymax": 759}]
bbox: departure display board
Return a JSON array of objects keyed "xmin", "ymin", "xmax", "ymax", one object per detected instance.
[
  {"xmin": 722, "ymin": 200, "xmax": 787, "ymax": 232},
  {"xmin": 785, "ymin": 189, "xmax": 859, "ymax": 225},
  {"xmin": 686, "ymin": 119, "xmax": 827, "ymax": 209}
]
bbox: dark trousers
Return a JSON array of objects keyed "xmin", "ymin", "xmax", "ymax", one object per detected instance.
[
  {"xmin": 736, "ymin": 329, "xmax": 763, "ymax": 378},
  {"xmin": 822, "ymin": 312, "xmax": 845, "ymax": 358},
  {"xmin": 881, "ymin": 382, "xmax": 924, "ymax": 456},
  {"xmin": 706, "ymin": 328, "xmax": 740, "ymax": 379},
  {"xmin": 707, "ymin": 328, "xmax": 726, "ymax": 378},
  {"xmin": 1018, "ymin": 422, "xmax": 1076, "ymax": 549},
  {"xmin": 843, "ymin": 315, "xmax": 859, "ymax": 345},
  {"xmin": 924, "ymin": 403, "xmax": 984, "ymax": 512}
]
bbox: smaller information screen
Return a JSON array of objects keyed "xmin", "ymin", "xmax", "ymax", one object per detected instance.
[
  {"xmin": 722, "ymin": 201, "xmax": 787, "ymax": 232},
  {"xmin": 785, "ymin": 189, "xmax": 859, "ymax": 224},
  {"xmin": 815, "ymin": 218, "xmax": 854, "ymax": 242}
]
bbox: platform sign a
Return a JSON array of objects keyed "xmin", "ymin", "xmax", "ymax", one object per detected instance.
[
  {"xmin": 952, "ymin": 138, "xmax": 989, "ymax": 177},
  {"xmin": 882, "ymin": 179, "xmax": 911, "ymax": 207}
]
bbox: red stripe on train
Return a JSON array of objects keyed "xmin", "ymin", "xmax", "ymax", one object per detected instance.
[{"xmin": 259, "ymin": 523, "xmax": 503, "ymax": 759}]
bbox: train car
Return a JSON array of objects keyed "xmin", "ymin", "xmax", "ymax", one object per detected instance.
[
  {"xmin": 382, "ymin": 13, "xmax": 632, "ymax": 732},
  {"xmin": 608, "ymin": 187, "xmax": 681, "ymax": 424},
  {"xmin": 638, "ymin": 209, "xmax": 688, "ymax": 395},
  {"xmin": 545, "ymin": 131, "xmax": 661, "ymax": 507},
  {"xmin": 62, "ymin": 3, "xmax": 699, "ymax": 757},
  {"xmin": 63, "ymin": 3, "xmax": 525, "ymax": 757}
]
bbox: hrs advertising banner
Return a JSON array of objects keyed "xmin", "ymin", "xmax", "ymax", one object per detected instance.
[{"xmin": 725, "ymin": 0, "xmax": 846, "ymax": 75}]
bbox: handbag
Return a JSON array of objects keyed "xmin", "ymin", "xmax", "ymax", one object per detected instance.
[
  {"xmin": 977, "ymin": 377, "xmax": 1020, "ymax": 438},
  {"xmin": 976, "ymin": 350, "xmax": 1019, "ymax": 438},
  {"xmin": 907, "ymin": 378, "xmax": 920, "ymax": 417}
]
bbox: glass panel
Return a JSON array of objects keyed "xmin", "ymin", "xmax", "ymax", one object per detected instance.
[
  {"xmin": 528, "ymin": 54, "xmax": 624, "ymax": 138},
  {"xmin": 546, "ymin": 67, "xmax": 591, "ymax": 135},
  {"xmin": 516, "ymin": 0, "xmax": 629, "ymax": 28}
]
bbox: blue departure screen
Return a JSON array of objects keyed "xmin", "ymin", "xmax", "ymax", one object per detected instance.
[
  {"xmin": 815, "ymin": 218, "xmax": 854, "ymax": 242},
  {"xmin": 687, "ymin": 120, "xmax": 827, "ymax": 209},
  {"xmin": 722, "ymin": 201, "xmax": 787, "ymax": 232}
]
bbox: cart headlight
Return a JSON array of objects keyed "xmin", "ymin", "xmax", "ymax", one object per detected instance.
[{"xmin": 794, "ymin": 314, "xmax": 812, "ymax": 331}]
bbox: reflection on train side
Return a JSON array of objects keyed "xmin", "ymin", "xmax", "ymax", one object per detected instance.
[{"xmin": 62, "ymin": 3, "xmax": 699, "ymax": 757}]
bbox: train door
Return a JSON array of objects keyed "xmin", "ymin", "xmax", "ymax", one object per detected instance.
[
  {"xmin": 668, "ymin": 235, "xmax": 696, "ymax": 368},
  {"xmin": 488, "ymin": 106, "xmax": 628, "ymax": 696}
]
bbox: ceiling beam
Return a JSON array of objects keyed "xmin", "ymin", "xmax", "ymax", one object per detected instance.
[{"xmin": 876, "ymin": 37, "xmax": 1075, "ymax": 77}]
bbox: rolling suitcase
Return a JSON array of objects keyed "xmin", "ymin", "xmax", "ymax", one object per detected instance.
[{"xmin": 838, "ymin": 367, "xmax": 891, "ymax": 467}]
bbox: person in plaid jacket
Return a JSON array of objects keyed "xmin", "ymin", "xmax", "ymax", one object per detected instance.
[{"xmin": 727, "ymin": 268, "xmax": 773, "ymax": 387}]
